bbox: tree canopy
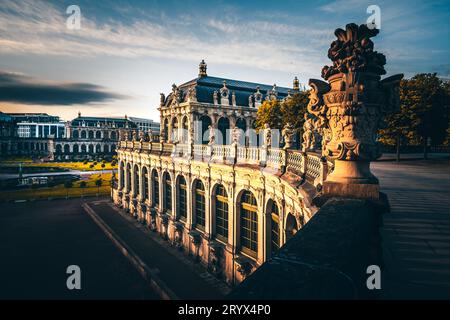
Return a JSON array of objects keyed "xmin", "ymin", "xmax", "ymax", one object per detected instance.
[
  {"xmin": 255, "ymin": 91, "xmax": 309, "ymax": 131},
  {"xmin": 378, "ymin": 73, "xmax": 449, "ymax": 150}
]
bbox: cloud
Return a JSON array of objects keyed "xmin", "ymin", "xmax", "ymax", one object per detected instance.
[
  {"xmin": 0, "ymin": 0, "xmax": 331, "ymax": 76},
  {"xmin": 0, "ymin": 70, "xmax": 126, "ymax": 105}
]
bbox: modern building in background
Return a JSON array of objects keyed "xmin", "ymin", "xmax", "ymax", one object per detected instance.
[
  {"xmin": 128, "ymin": 117, "xmax": 160, "ymax": 133},
  {"xmin": 0, "ymin": 111, "xmax": 159, "ymax": 160},
  {"xmin": 9, "ymin": 113, "xmax": 65, "ymax": 138}
]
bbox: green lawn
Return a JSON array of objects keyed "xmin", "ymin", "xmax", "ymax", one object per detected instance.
[
  {"xmin": 0, "ymin": 160, "xmax": 118, "ymax": 172},
  {"xmin": 0, "ymin": 173, "xmax": 114, "ymax": 201}
]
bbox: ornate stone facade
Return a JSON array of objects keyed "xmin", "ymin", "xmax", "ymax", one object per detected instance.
[
  {"xmin": 112, "ymin": 140, "xmax": 328, "ymax": 285},
  {"xmin": 159, "ymin": 61, "xmax": 301, "ymax": 147},
  {"xmin": 112, "ymin": 62, "xmax": 319, "ymax": 285}
]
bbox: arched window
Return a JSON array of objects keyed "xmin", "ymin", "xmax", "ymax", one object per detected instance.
[
  {"xmin": 81, "ymin": 144, "xmax": 87, "ymax": 153},
  {"xmin": 217, "ymin": 117, "xmax": 230, "ymax": 145},
  {"xmin": 64, "ymin": 144, "xmax": 70, "ymax": 154},
  {"xmin": 96, "ymin": 144, "xmax": 101, "ymax": 153},
  {"xmin": 163, "ymin": 172, "xmax": 172, "ymax": 212},
  {"xmin": 88, "ymin": 131, "xmax": 94, "ymax": 139},
  {"xmin": 142, "ymin": 167, "xmax": 148, "ymax": 201},
  {"xmin": 214, "ymin": 184, "xmax": 229, "ymax": 241},
  {"xmin": 81, "ymin": 130, "xmax": 87, "ymax": 139},
  {"xmin": 194, "ymin": 180, "xmax": 206, "ymax": 230},
  {"xmin": 240, "ymin": 191, "xmax": 258, "ymax": 257},
  {"xmin": 119, "ymin": 161, "xmax": 125, "ymax": 190},
  {"xmin": 181, "ymin": 116, "xmax": 189, "ymax": 143},
  {"xmin": 133, "ymin": 165, "xmax": 139, "ymax": 196},
  {"xmin": 198, "ymin": 115, "xmax": 211, "ymax": 145},
  {"xmin": 110, "ymin": 131, "xmax": 117, "ymax": 140},
  {"xmin": 95, "ymin": 131, "xmax": 101, "ymax": 139},
  {"xmin": 163, "ymin": 119, "xmax": 169, "ymax": 142},
  {"xmin": 178, "ymin": 176, "xmax": 187, "ymax": 220},
  {"xmin": 236, "ymin": 118, "xmax": 247, "ymax": 146},
  {"xmin": 73, "ymin": 144, "xmax": 79, "ymax": 154},
  {"xmin": 103, "ymin": 144, "xmax": 109, "ymax": 153},
  {"xmin": 171, "ymin": 117, "xmax": 178, "ymax": 142},
  {"xmin": 55, "ymin": 144, "xmax": 62, "ymax": 154},
  {"xmin": 269, "ymin": 200, "xmax": 280, "ymax": 255},
  {"xmin": 285, "ymin": 213, "xmax": 298, "ymax": 242},
  {"xmin": 152, "ymin": 170, "xmax": 159, "ymax": 208},
  {"xmin": 88, "ymin": 144, "xmax": 94, "ymax": 153},
  {"xmin": 126, "ymin": 163, "xmax": 131, "ymax": 192},
  {"xmin": 72, "ymin": 130, "xmax": 79, "ymax": 139}
]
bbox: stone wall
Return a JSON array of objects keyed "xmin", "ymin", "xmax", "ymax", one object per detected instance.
[{"xmin": 229, "ymin": 197, "xmax": 387, "ymax": 299}]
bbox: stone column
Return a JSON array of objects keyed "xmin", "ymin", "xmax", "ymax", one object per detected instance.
[{"xmin": 307, "ymin": 23, "xmax": 403, "ymax": 200}]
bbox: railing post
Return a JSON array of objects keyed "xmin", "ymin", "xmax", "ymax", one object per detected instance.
[
  {"xmin": 281, "ymin": 149, "xmax": 287, "ymax": 174},
  {"xmin": 301, "ymin": 152, "xmax": 308, "ymax": 176},
  {"xmin": 260, "ymin": 146, "xmax": 268, "ymax": 167},
  {"xmin": 231, "ymin": 143, "xmax": 237, "ymax": 165},
  {"xmin": 320, "ymin": 156, "xmax": 328, "ymax": 186}
]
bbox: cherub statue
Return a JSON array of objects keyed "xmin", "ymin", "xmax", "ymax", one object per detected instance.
[
  {"xmin": 302, "ymin": 114, "xmax": 315, "ymax": 151},
  {"xmin": 282, "ymin": 122, "xmax": 295, "ymax": 150},
  {"xmin": 208, "ymin": 125, "xmax": 215, "ymax": 145}
]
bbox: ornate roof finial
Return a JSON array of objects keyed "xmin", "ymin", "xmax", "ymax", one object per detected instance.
[
  {"xmin": 199, "ymin": 59, "xmax": 207, "ymax": 77},
  {"xmin": 78, "ymin": 111, "xmax": 81, "ymax": 118},
  {"xmin": 124, "ymin": 114, "xmax": 127, "ymax": 120},
  {"xmin": 293, "ymin": 76, "xmax": 300, "ymax": 91}
]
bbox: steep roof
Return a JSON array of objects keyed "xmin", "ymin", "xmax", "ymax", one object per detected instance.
[{"xmin": 162, "ymin": 75, "xmax": 298, "ymax": 108}]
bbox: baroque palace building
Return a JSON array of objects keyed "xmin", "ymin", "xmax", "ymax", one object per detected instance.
[{"xmin": 112, "ymin": 61, "xmax": 332, "ymax": 285}]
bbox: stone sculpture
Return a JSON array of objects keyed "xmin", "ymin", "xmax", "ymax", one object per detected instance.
[{"xmin": 306, "ymin": 23, "xmax": 403, "ymax": 198}]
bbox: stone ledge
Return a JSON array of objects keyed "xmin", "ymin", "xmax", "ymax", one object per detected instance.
[{"xmin": 228, "ymin": 197, "xmax": 386, "ymax": 299}]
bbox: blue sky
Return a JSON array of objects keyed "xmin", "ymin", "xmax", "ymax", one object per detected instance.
[{"xmin": 0, "ymin": 0, "xmax": 448, "ymax": 121}]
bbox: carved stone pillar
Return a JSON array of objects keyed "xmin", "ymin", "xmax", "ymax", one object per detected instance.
[{"xmin": 307, "ymin": 23, "xmax": 403, "ymax": 200}]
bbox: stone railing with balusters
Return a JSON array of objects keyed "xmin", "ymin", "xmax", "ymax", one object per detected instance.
[{"xmin": 119, "ymin": 141, "xmax": 330, "ymax": 188}]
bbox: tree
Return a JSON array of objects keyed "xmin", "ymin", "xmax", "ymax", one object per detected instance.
[
  {"xmin": 280, "ymin": 91, "xmax": 309, "ymax": 130},
  {"xmin": 378, "ymin": 73, "xmax": 449, "ymax": 160},
  {"xmin": 255, "ymin": 99, "xmax": 283, "ymax": 131},
  {"xmin": 378, "ymin": 79, "xmax": 413, "ymax": 161},
  {"xmin": 280, "ymin": 91, "xmax": 309, "ymax": 148},
  {"xmin": 64, "ymin": 180, "xmax": 73, "ymax": 199},
  {"xmin": 79, "ymin": 181, "xmax": 87, "ymax": 197},
  {"xmin": 255, "ymin": 91, "xmax": 309, "ymax": 148},
  {"xmin": 408, "ymin": 73, "xmax": 449, "ymax": 159},
  {"xmin": 95, "ymin": 179, "xmax": 103, "ymax": 196}
]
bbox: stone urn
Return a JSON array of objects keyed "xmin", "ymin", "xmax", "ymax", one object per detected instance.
[{"xmin": 307, "ymin": 23, "xmax": 403, "ymax": 199}]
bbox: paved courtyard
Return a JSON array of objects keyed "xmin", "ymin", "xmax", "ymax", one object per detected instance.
[
  {"xmin": 1, "ymin": 156, "xmax": 449, "ymax": 299},
  {"xmin": 372, "ymin": 157, "xmax": 450, "ymax": 299},
  {"xmin": 0, "ymin": 198, "xmax": 158, "ymax": 299}
]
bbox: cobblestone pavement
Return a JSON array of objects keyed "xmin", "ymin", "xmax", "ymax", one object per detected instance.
[
  {"xmin": 372, "ymin": 158, "xmax": 450, "ymax": 299},
  {"xmin": 0, "ymin": 198, "xmax": 158, "ymax": 299}
]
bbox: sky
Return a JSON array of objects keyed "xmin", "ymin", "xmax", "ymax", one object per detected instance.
[{"xmin": 0, "ymin": 0, "xmax": 448, "ymax": 122}]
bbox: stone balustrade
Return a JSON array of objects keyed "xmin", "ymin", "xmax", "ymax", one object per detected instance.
[{"xmin": 118, "ymin": 140, "xmax": 329, "ymax": 188}]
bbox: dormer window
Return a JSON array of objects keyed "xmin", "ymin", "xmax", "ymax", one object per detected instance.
[
  {"xmin": 220, "ymin": 81, "xmax": 229, "ymax": 106},
  {"xmin": 254, "ymin": 86, "xmax": 262, "ymax": 107}
]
